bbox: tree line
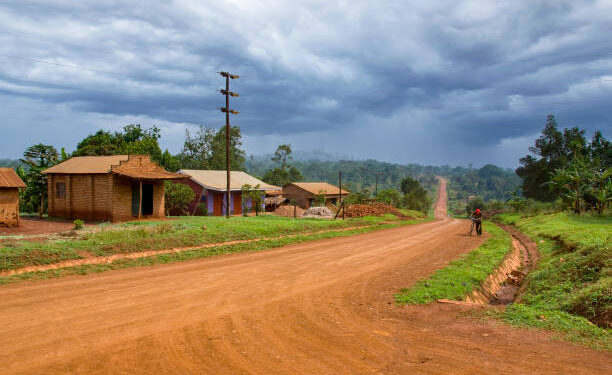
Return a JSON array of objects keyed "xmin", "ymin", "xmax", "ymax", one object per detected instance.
[{"xmin": 516, "ymin": 115, "xmax": 611, "ymax": 214}]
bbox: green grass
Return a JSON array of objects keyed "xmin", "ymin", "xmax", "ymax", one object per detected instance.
[
  {"xmin": 0, "ymin": 214, "xmax": 422, "ymax": 276},
  {"xmin": 495, "ymin": 212, "xmax": 611, "ymax": 349},
  {"xmin": 0, "ymin": 220, "xmax": 408, "ymax": 286},
  {"xmin": 395, "ymin": 222, "xmax": 511, "ymax": 303}
]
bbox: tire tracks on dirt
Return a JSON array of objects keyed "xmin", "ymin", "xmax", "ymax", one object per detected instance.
[{"xmin": 0, "ymin": 177, "xmax": 609, "ymax": 374}]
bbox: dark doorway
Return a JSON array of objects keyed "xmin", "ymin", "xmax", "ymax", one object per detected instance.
[
  {"xmin": 142, "ymin": 183, "xmax": 153, "ymax": 215},
  {"xmin": 132, "ymin": 182, "xmax": 154, "ymax": 217}
]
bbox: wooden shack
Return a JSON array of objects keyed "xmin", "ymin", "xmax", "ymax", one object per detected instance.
[
  {"xmin": 0, "ymin": 168, "xmax": 26, "ymax": 227},
  {"xmin": 177, "ymin": 170, "xmax": 280, "ymax": 216},
  {"xmin": 282, "ymin": 182, "xmax": 349, "ymax": 209},
  {"xmin": 43, "ymin": 155, "xmax": 186, "ymax": 222}
]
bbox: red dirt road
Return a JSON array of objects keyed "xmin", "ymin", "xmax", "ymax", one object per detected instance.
[{"xmin": 0, "ymin": 178, "xmax": 609, "ymax": 374}]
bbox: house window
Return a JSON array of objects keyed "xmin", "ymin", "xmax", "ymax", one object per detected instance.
[{"xmin": 56, "ymin": 182, "xmax": 66, "ymax": 199}]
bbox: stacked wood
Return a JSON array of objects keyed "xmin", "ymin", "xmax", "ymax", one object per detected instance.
[
  {"xmin": 273, "ymin": 205, "xmax": 306, "ymax": 218},
  {"xmin": 344, "ymin": 203, "xmax": 415, "ymax": 219}
]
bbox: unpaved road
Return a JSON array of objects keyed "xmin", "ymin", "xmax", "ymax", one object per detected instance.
[{"xmin": 0, "ymin": 178, "xmax": 609, "ymax": 374}]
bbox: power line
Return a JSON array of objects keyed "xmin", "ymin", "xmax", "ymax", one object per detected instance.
[{"xmin": 0, "ymin": 54, "xmax": 129, "ymax": 78}]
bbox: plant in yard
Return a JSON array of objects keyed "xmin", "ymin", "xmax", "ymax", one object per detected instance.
[
  {"xmin": 164, "ymin": 181, "xmax": 195, "ymax": 215},
  {"xmin": 73, "ymin": 219, "xmax": 84, "ymax": 230},
  {"xmin": 241, "ymin": 184, "xmax": 264, "ymax": 216},
  {"xmin": 314, "ymin": 190, "xmax": 326, "ymax": 207},
  {"xmin": 197, "ymin": 203, "xmax": 208, "ymax": 216},
  {"xmin": 547, "ymin": 158, "xmax": 592, "ymax": 214}
]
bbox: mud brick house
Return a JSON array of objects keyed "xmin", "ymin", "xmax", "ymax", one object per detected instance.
[
  {"xmin": 177, "ymin": 170, "xmax": 280, "ymax": 216},
  {"xmin": 0, "ymin": 168, "xmax": 26, "ymax": 227},
  {"xmin": 43, "ymin": 155, "xmax": 186, "ymax": 222},
  {"xmin": 282, "ymin": 182, "xmax": 349, "ymax": 209}
]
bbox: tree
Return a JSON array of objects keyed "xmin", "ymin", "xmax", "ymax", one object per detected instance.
[
  {"xmin": 263, "ymin": 144, "xmax": 303, "ymax": 186},
  {"xmin": 466, "ymin": 196, "xmax": 485, "ymax": 215},
  {"xmin": 548, "ymin": 158, "xmax": 592, "ymax": 214},
  {"xmin": 20, "ymin": 144, "xmax": 59, "ymax": 216},
  {"xmin": 589, "ymin": 131, "xmax": 612, "ymax": 170},
  {"xmin": 271, "ymin": 144, "xmax": 293, "ymax": 169},
  {"xmin": 376, "ymin": 188, "xmax": 401, "ymax": 207},
  {"xmin": 73, "ymin": 124, "xmax": 163, "ymax": 163},
  {"xmin": 180, "ymin": 125, "xmax": 215, "ymax": 169},
  {"xmin": 164, "ymin": 181, "xmax": 195, "ymax": 215},
  {"xmin": 241, "ymin": 184, "xmax": 263, "ymax": 216},
  {"xmin": 160, "ymin": 149, "xmax": 181, "ymax": 172},
  {"xmin": 400, "ymin": 177, "xmax": 420, "ymax": 195},
  {"xmin": 208, "ymin": 125, "xmax": 246, "ymax": 171},
  {"xmin": 516, "ymin": 115, "xmax": 587, "ymax": 201}
]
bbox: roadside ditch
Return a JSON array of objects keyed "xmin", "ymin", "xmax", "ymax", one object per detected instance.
[{"xmin": 465, "ymin": 225, "xmax": 538, "ymax": 305}]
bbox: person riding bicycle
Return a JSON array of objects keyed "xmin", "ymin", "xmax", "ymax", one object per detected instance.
[{"xmin": 470, "ymin": 208, "xmax": 483, "ymax": 236}]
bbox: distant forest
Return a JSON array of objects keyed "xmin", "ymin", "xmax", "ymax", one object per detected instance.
[
  {"xmin": 245, "ymin": 156, "xmax": 521, "ymax": 202},
  {"xmin": 2, "ymin": 154, "xmax": 521, "ymax": 203}
]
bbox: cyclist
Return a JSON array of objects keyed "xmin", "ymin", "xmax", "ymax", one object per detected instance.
[{"xmin": 470, "ymin": 208, "xmax": 483, "ymax": 236}]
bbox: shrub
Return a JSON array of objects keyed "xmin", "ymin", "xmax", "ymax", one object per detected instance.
[
  {"xmin": 164, "ymin": 181, "xmax": 195, "ymax": 215},
  {"xmin": 73, "ymin": 219, "xmax": 84, "ymax": 230},
  {"xmin": 197, "ymin": 203, "xmax": 208, "ymax": 216}
]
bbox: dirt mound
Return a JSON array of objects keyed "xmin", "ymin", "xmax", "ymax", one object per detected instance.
[
  {"xmin": 303, "ymin": 206, "xmax": 334, "ymax": 219},
  {"xmin": 272, "ymin": 205, "xmax": 305, "ymax": 218},
  {"xmin": 345, "ymin": 203, "xmax": 414, "ymax": 219}
]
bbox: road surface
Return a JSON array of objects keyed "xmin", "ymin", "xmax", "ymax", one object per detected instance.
[{"xmin": 0, "ymin": 178, "xmax": 609, "ymax": 374}]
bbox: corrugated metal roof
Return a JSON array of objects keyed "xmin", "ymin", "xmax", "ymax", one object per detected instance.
[
  {"xmin": 289, "ymin": 182, "xmax": 350, "ymax": 195},
  {"xmin": 43, "ymin": 155, "xmax": 129, "ymax": 174},
  {"xmin": 179, "ymin": 170, "xmax": 280, "ymax": 191},
  {"xmin": 0, "ymin": 168, "xmax": 26, "ymax": 188}
]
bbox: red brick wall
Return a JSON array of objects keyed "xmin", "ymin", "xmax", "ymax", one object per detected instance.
[
  {"xmin": 110, "ymin": 176, "xmax": 165, "ymax": 222},
  {"xmin": 0, "ymin": 188, "xmax": 20, "ymax": 226},
  {"xmin": 282, "ymin": 184, "xmax": 313, "ymax": 209},
  {"xmin": 47, "ymin": 173, "xmax": 114, "ymax": 221},
  {"xmin": 47, "ymin": 173, "xmax": 165, "ymax": 222}
]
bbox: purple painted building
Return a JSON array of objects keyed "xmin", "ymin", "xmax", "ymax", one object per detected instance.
[{"xmin": 177, "ymin": 170, "xmax": 280, "ymax": 216}]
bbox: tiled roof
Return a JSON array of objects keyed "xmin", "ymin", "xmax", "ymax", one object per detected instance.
[
  {"xmin": 0, "ymin": 168, "xmax": 26, "ymax": 188},
  {"xmin": 289, "ymin": 182, "xmax": 349, "ymax": 195},
  {"xmin": 43, "ymin": 155, "xmax": 185, "ymax": 180},
  {"xmin": 43, "ymin": 155, "xmax": 129, "ymax": 174},
  {"xmin": 179, "ymin": 170, "xmax": 280, "ymax": 191}
]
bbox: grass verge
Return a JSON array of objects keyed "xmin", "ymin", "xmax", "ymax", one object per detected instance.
[
  {"xmin": 395, "ymin": 222, "xmax": 511, "ymax": 303},
  {"xmin": 0, "ymin": 214, "xmax": 409, "ymax": 272},
  {"xmin": 0, "ymin": 220, "xmax": 407, "ymax": 286},
  {"xmin": 495, "ymin": 212, "xmax": 611, "ymax": 350}
]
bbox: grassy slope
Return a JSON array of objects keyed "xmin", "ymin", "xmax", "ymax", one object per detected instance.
[
  {"xmin": 395, "ymin": 222, "xmax": 511, "ymax": 303},
  {"xmin": 496, "ymin": 212, "xmax": 611, "ymax": 349},
  {"xmin": 0, "ymin": 214, "xmax": 421, "ymax": 282}
]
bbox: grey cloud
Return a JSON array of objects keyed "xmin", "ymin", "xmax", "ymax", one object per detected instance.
[{"xmin": 0, "ymin": 0, "xmax": 611, "ymax": 167}]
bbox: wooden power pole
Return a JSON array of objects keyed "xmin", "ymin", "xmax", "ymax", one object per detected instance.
[{"xmin": 218, "ymin": 71, "xmax": 239, "ymax": 218}]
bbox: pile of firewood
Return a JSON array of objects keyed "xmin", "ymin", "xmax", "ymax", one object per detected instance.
[{"xmin": 344, "ymin": 203, "xmax": 414, "ymax": 219}]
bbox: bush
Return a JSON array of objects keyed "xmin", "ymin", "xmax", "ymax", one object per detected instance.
[
  {"xmin": 73, "ymin": 219, "xmax": 84, "ymax": 230},
  {"xmin": 164, "ymin": 181, "xmax": 195, "ymax": 215},
  {"xmin": 197, "ymin": 203, "xmax": 207, "ymax": 216}
]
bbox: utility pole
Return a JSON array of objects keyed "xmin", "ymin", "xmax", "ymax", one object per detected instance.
[
  {"xmin": 218, "ymin": 71, "xmax": 240, "ymax": 218},
  {"xmin": 374, "ymin": 173, "xmax": 380, "ymax": 197},
  {"xmin": 338, "ymin": 171, "xmax": 344, "ymax": 219}
]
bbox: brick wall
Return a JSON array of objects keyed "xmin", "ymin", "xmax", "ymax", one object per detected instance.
[
  {"xmin": 110, "ymin": 176, "xmax": 165, "ymax": 222},
  {"xmin": 0, "ymin": 188, "xmax": 20, "ymax": 226},
  {"xmin": 282, "ymin": 184, "xmax": 313, "ymax": 209},
  {"xmin": 47, "ymin": 173, "xmax": 114, "ymax": 221}
]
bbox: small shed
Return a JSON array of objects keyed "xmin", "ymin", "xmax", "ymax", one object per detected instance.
[
  {"xmin": 282, "ymin": 182, "xmax": 350, "ymax": 209},
  {"xmin": 43, "ymin": 155, "xmax": 186, "ymax": 222},
  {"xmin": 177, "ymin": 170, "xmax": 280, "ymax": 216},
  {"xmin": 0, "ymin": 168, "xmax": 26, "ymax": 227}
]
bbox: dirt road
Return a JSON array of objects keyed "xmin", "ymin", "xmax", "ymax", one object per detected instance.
[{"xmin": 0, "ymin": 178, "xmax": 609, "ymax": 374}]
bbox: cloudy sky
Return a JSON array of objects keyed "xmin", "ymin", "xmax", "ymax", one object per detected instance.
[{"xmin": 1, "ymin": 0, "xmax": 611, "ymax": 168}]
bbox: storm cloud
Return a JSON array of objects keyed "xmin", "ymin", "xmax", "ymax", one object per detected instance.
[{"xmin": 1, "ymin": 0, "xmax": 611, "ymax": 167}]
